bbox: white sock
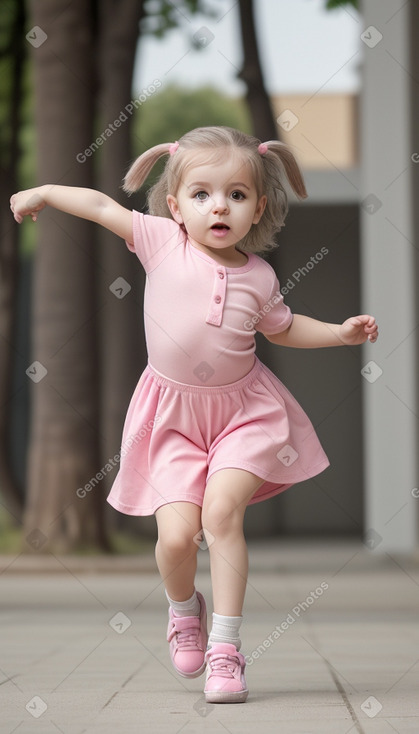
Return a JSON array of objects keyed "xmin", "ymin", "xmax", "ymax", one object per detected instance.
[
  {"xmin": 165, "ymin": 589, "xmax": 200, "ymax": 617},
  {"xmin": 208, "ymin": 613, "xmax": 242, "ymax": 650}
]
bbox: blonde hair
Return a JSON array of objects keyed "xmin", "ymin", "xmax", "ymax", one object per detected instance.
[{"xmin": 123, "ymin": 126, "xmax": 307, "ymax": 254}]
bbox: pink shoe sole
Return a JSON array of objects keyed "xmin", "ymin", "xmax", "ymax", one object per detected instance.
[
  {"xmin": 205, "ymin": 688, "xmax": 249, "ymax": 704},
  {"xmin": 204, "ymin": 643, "xmax": 248, "ymax": 703}
]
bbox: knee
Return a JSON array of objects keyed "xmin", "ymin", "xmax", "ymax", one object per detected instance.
[
  {"xmin": 201, "ymin": 496, "xmax": 243, "ymax": 538},
  {"xmin": 157, "ymin": 527, "xmax": 199, "ymax": 559}
]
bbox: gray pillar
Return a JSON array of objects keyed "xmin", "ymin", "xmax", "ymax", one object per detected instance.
[{"xmin": 360, "ymin": 0, "xmax": 418, "ymax": 553}]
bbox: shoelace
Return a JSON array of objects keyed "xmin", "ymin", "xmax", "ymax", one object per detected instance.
[
  {"xmin": 207, "ymin": 653, "xmax": 241, "ymax": 679},
  {"xmin": 168, "ymin": 619, "xmax": 202, "ymax": 650}
]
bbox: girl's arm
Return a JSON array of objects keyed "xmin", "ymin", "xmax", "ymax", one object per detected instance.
[
  {"xmin": 265, "ymin": 313, "xmax": 378, "ymax": 348},
  {"xmin": 10, "ymin": 184, "xmax": 133, "ymax": 242}
]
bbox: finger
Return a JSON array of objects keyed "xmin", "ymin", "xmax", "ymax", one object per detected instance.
[{"xmin": 357, "ymin": 314, "xmax": 372, "ymax": 325}]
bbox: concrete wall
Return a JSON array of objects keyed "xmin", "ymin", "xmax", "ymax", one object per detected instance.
[{"xmin": 359, "ymin": 0, "xmax": 418, "ymax": 553}]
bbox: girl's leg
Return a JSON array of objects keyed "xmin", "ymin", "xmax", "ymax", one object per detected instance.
[
  {"xmin": 202, "ymin": 468, "xmax": 264, "ymax": 702},
  {"xmin": 156, "ymin": 501, "xmax": 207, "ymax": 679},
  {"xmin": 155, "ymin": 501, "xmax": 202, "ymax": 601},
  {"xmin": 201, "ymin": 468, "xmax": 264, "ymax": 617}
]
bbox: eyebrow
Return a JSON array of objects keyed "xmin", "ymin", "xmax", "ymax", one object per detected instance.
[{"xmin": 187, "ymin": 181, "xmax": 251, "ymax": 190}]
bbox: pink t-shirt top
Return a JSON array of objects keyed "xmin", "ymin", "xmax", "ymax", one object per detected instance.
[{"xmin": 127, "ymin": 211, "xmax": 293, "ymax": 386}]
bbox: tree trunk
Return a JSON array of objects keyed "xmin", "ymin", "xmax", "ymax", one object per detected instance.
[
  {"xmin": 237, "ymin": 0, "xmax": 279, "ymax": 141},
  {"xmin": 0, "ymin": 0, "xmax": 26, "ymax": 521},
  {"xmin": 95, "ymin": 0, "xmax": 146, "ymax": 511},
  {"xmin": 25, "ymin": 0, "xmax": 108, "ymax": 552}
]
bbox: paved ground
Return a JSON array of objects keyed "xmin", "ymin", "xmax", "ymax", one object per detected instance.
[{"xmin": 1, "ymin": 540, "xmax": 418, "ymax": 734}]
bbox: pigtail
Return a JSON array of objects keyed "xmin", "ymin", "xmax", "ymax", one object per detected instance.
[
  {"xmin": 123, "ymin": 143, "xmax": 173, "ymax": 194},
  {"xmin": 261, "ymin": 141, "xmax": 308, "ymax": 199}
]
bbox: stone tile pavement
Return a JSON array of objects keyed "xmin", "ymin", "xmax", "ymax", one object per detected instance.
[{"xmin": 1, "ymin": 540, "xmax": 418, "ymax": 733}]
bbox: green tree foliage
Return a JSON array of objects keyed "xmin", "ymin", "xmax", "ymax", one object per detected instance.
[
  {"xmin": 325, "ymin": 0, "xmax": 358, "ymax": 9},
  {"xmin": 141, "ymin": 0, "xmax": 214, "ymax": 38},
  {"xmin": 133, "ymin": 84, "xmax": 251, "ymax": 151}
]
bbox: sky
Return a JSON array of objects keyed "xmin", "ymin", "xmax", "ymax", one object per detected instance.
[{"xmin": 134, "ymin": 0, "xmax": 362, "ymax": 97}]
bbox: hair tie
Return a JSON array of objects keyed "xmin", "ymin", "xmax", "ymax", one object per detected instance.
[
  {"xmin": 169, "ymin": 141, "xmax": 179, "ymax": 156},
  {"xmin": 258, "ymin": 143, "xmax": 268, "ymax": 155}
]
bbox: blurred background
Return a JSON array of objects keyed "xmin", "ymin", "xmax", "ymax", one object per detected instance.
[{"xmin": 0, "ymin": 0, "xmax": 417, "ymax": 556}]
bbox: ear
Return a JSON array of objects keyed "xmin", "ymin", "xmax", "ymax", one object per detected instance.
[
  {"xmin": 253, "ymin": 195, "xmax": 267, "ymax": 224},
  {"xmin": 166, "ymin": 194, "xmax": 183, "ymax": 225}
]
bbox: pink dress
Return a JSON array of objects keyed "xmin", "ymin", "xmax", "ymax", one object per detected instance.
[{"xmin": 107, "ymin": 212, "xmax": 329, "ymax": 515}]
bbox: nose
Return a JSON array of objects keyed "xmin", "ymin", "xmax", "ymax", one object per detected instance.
[{"xmin": 211, "ymin": 193, "xmax": 229, "ymax": 214}]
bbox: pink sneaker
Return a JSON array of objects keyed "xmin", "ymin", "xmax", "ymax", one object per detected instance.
[
  {"xmin": 204, "ymin": 643, "xmax": 248, "ymax": 703},
  {"xmin": 167, "ymin": 591, "xmax": 208, "ymax": 678}
]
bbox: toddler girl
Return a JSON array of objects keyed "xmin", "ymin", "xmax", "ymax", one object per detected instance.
[{"xmin": 10, "ymin": 126, "xmax": 378, "ymax": 703}]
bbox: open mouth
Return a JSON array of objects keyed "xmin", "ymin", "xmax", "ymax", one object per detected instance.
[{"xmin": 211, "ymin": 223, "xmax": 230, "ymax": 231}]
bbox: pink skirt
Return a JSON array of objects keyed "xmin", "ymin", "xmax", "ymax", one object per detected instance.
[{"xmin": 107, "ymin": 357, "xmax": 329, "ymax": 516}]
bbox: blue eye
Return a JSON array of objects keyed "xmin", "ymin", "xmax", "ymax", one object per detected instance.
[
  {"xmin": 194, "ymin": 191, "xmax": 208, "ymax": 201},
  {"xmin": 231, "ymin": 191, "xmax": 245, "ymax": 200}
]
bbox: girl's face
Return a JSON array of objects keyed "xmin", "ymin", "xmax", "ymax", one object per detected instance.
[{"xmin": 166, "ymin": 150, "xmax": 266, "ymax": 260}]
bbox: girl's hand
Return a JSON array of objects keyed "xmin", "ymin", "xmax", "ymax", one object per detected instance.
[
  {"xmin": 339, "ymin": 315, "xmax": 378, "ymax": 345},
  {"xmin": 10, "ymin": 188, "xmax": 46, "ymax": 223}
]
